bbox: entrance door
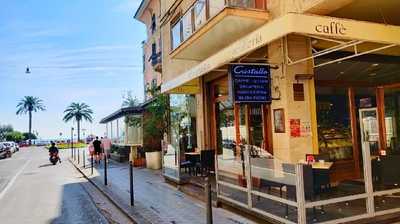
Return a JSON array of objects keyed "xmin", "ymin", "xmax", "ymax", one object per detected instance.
[{"xmin": 359, "ymin": 108, "xmax": 380, "ymax": 156}]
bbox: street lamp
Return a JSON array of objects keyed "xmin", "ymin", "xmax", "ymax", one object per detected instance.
[{"xmin": 71, "ymin": 127, "xmax": 74, "ymax": 159}]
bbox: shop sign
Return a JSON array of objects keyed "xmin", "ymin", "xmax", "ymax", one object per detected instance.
[
  {"xmin": 229, "ymin": 64, "xmax": 271, "ymax": 103},
  {"xmin": 315, "ymin": 22, "xmax": 346, "ymax": 35}
]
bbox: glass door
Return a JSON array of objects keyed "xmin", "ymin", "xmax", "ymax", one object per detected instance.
[{"xmin": 359, "ymin": 108, "xmax": 379, "ymax": 157}]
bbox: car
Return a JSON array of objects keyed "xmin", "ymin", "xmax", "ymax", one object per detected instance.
[
  {"xmin": 2, "ymin": 142, "xmax": 18, "ymax": 153},
  {"xmin": 0, "ymin": 143, "xmax": 12, "ymax": 159}
]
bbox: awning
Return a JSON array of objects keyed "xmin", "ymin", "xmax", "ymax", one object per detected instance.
[
  {"xmin": 161, "ymin": 13, "xmax": 400, "ymax": 93},
  {"xmin": 100, "ymin": 106, "xmax": 143, "ymax": 124}
]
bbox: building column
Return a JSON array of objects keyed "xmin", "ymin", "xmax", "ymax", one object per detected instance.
[{"xmin": 269, "ymin": 34, "xmax": 316, "ymax": 163}]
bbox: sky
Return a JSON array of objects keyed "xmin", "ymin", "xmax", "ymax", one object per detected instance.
[{"xmin": 0, "ymin": 0, "xmax": 146, "ymax": 139}]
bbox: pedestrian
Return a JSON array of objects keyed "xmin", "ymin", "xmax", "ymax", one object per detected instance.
[
  {"xmin": 101, "ymin": 136, "xmax": 112, "ymax": 160},
  {"xmin": 92, "ymin": 136, "xmax": 102, "ymax": 164}
]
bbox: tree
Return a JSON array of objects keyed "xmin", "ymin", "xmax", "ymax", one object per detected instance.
[
  {"xmin": 63, "ymin": 102, "xmax": 93, "ymax": 142},
  {"xmin": 23, "ymin": 132, "xmax": 37, "ymax": 140},
  {"xmin": 5, "ymin": 131, "xmax": 24, "ymax": 142},
  {"xmin": 122, "ymin": 91, "xmax": 142, "ymax": 127},
  {"xmin": 0, "ymin": 124, "xmax": 14, "ymax": 141},
  {"xmin": 16, "ymin": 96, "xmax": 45, "ymax": 142},
  {"xmin": 122, "ymin": 91, "xmax": 140, "ymax": 108},
  {"xmin": 142, "ymin": 86, "xmax": 169, "ymax": 152}
]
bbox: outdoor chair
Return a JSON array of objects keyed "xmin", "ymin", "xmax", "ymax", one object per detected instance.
[{"xmin": 195, "ymin": 149, "xmax": 215, "ymax": 176}]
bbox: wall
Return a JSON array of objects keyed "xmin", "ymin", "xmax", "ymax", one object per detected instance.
[
  {"xmin": 269, "ymin": 34, "xmax": 316, "ymax": 163},
  {"xmin": 160, "ymin": 0, "xmax": 199, "ymax": 86},
  {"xmin": 138, "ymin": 0, "xmax": 163, "ymax": 100}
]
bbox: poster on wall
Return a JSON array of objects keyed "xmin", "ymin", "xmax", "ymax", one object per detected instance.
[
  {"xmin": 273, "ymin": 108, "xmax": 285, "ymax": 133},
  {"xmin": 290, "ymin": 119, "xmax": 301, "ymax": 137},
  {"xmin": 229, "ymin": 64, "xmax": 271, "ymax": 103}
]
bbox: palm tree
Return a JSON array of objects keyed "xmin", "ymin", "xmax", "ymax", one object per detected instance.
[
  {"xmin": 63, "ymin": 102, "xmax": 93, "ymax": 142},
  {"xmin": 16, "ymin": 96, "xmax": 46, "ymax": 142}
]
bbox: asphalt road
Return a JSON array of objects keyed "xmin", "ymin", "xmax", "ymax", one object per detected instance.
[{"xmin": 0, "ymin": 146, "xmax": 108, "ymax": 224}]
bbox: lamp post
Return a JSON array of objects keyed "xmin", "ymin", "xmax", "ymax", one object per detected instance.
[{"xmin": 71, "ymin": 127, "xmax": 74, "ymax": 160}]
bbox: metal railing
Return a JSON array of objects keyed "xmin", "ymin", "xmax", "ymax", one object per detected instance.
[{"xmin": 215, "ymin": 143, "xmax": 400, "ymax": 224}]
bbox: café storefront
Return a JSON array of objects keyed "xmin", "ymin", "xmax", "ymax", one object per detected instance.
[{"xmin": 162, "ymin": 13, "xmax": 400, "ymax": 223}]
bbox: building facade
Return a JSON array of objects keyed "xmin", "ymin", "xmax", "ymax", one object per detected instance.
[
  {"xmin": 151, "ymin": 0, "xmax": 400, "ymax": 223},
  {"xmin": 135, "ymin": 0, "xmax": 163, "ymax": 101}
]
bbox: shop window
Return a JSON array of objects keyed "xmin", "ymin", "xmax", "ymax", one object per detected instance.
[
  {"xmin": 384, "ymin": 88, "xmax": 400, "ymax": 154},
  {"xmin": 316, "ymin": 86, "xmax": 353, "ymax": 161},
  {"xmin": 164, "ymin": 94, "xmax": 197, "ymax": 180}
]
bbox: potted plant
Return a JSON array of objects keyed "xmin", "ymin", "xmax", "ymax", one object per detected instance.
[{"xmin": 143, "ymin": 86, "xmax": 169, "ymax": 170}]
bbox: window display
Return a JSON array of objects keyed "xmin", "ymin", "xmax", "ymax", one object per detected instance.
[{"xmin": 316, "ymin": 87, "xmax": 353, "ymax": 161}]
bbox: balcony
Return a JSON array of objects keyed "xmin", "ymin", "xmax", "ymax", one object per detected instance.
[
  {"xmin": 170, "ymin": 0, "xmax": 269, "ymax": 60},
  {"xmin": 150, "ymin": 52, "xmax": 162, "ymax": 72}
]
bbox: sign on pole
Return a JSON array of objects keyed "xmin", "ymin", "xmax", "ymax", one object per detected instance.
[{"xmin": 229, "ymin": 64, "xmax": 271, "ymax": 103}]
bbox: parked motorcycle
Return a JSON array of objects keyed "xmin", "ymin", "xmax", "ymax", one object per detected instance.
[{"xmin": 49, "ymin": 152, "xmax": 59, "ymax": 165}]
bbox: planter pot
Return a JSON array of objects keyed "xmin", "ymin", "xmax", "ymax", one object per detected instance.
[
  {"xmin": 133, "ymin": 158, "xmax": 146, "ymax": 167},
  {"xmin": 145, "ymin": 151, "xmax": 162, "ymax": 170}
]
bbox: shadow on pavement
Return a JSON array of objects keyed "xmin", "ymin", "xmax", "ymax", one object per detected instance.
[
  {"xmin": 38, "ymin": 164, "xmax": 55, "ymax": 168},
  {"xmin": 48, "ymin": 182, "xmax": 108, "ymax": 224}
]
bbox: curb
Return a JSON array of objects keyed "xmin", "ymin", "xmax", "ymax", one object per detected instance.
[{"xmin": 68, "ymin": 159, "xmax": 151, "ymax": 224}]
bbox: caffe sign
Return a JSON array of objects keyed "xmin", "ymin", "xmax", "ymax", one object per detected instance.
[
  {"xmin": 229, "ymin": 64, "xmax": 271, "ymax": 103},
  {"xmin": 315, "ymin": 21, "xmax": 346, "ymax": 35}
]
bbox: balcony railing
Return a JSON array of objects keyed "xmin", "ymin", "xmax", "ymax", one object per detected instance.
[
  {"xmin": 149, "ymin": 52, "xmax": 162, "ymax": 72},
  {"xmin": 171, "ymin": 0, "xmax": 266, "ymax": 51}
]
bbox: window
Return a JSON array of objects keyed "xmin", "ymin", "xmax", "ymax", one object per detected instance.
[
  {"xmin": 151, "ymin": 14, "xmax": 156, "ymax": 34},
  {"xmin": 316, "ymin": 86, "xmax": 353, "ymax": 161},
  {"xmin": 142, "ymin": 53, "xmax": 145, "ymax": 72},
  {"xmin": 181, "ymin": 9, "xmax": 193, "ymax": 41},
  {"xmin": 193, "ymin": 0, "xmax": 207, "ymax": 31},
  {"xmin": 151, "ymin": 78, "xmax": 157, "ymax": 89},
  {"xmin": 171, "ymin": 20, "xmax": 182, "ymax": 50},
  {"xmin": 151, "ymin": 43, "xmax": 156, "ymax": 55}
]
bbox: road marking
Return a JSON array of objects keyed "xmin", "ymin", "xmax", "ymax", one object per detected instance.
[{"xmin": 0, "ymin": 159, "xmax": 31, "ymax": 201}]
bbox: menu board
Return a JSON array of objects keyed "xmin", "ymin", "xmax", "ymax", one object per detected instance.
[{"xmin": 229, "ymin": 64, "xmax": 271, "ymax": 103}]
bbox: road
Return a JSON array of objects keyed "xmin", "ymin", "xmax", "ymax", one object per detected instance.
[{"xmin": 0, "ymin": 146, "xmax": 108, "ymax": 224}]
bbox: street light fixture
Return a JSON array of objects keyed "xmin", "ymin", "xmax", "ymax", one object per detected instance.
[{"xmin": 25, "ymin": 67, "xmax": 31, "ymax": 74}]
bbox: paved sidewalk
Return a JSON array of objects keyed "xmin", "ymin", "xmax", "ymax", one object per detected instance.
[{"xmin": 70, "ymin": 151, "xmax": 257, "ymax": 224}]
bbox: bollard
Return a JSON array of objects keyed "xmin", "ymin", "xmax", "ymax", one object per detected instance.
[
  {"xmin": 91, "ymin": 154, "xmax": 94, "ymax": 175},
  {"xmin": 71, "ymin": 147, "xmax": 73, "ymax": 159},
  {"xmin": 78, "ymin": 148, "xmax": 80, "ymax": 164},
  {"xmin": 205, "ymin": 176, "xmax": 213, "ymax": 224},
  {"xmin": 104, "ymin": 152, "xmax": 108, "ymax": 185},
  {"xmin": 83, "ymin": 149, "xmax": 85, "ymax": 168},
  {"xmin": 130, "ymin": 161, "xmax": 134, "ymax": 206}
]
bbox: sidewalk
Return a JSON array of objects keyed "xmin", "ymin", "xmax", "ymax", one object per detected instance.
[{"xmin": 70, "ymin": 152, "xmax": 257, "ymax": 224}]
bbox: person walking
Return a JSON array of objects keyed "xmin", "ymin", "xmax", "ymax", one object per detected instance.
[{"xmin": 92, "ymin": 137, "xmax": 102, "ymax": 164}]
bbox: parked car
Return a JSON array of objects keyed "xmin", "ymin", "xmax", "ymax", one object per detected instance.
[
  {"xmin": 19, "ymin": 141, "xmax": 29, "ymax": 148},
  {"xmin": 0, "ymin": 143, "xmax": 12, "ymax": 159},
  {"xmin": 2, "ymin": 142, "xmax": 18, "ymax": 153}
]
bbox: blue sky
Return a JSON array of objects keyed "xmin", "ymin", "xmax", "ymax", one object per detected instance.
[{"xmin": 0, "ymin": 0, "xmax": 146, "ymax": 139}]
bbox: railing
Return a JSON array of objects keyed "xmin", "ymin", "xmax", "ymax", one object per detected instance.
[
  {"xmin": 215, "ymin": 143, "xmax": 400, "ymax": 224},
  {"xmin": 171, "ymin": 0, "xmax": 266, "ymax": 51},
  {"xmin": 150, "ymin": 52, "xmax": 162, "ymax": 67}
]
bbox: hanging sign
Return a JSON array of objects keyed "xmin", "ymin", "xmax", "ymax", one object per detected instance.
[{"xmin": 229, "ymin": 64, "xmax": 271, "ymax": 103}]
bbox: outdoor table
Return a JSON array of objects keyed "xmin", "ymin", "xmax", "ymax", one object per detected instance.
[
  {"xmin": 311, "ymin": 161, "xmax": 333, "ymax": 170},
  {"xmin": 185, "ymin": 152, "xmax": 200, "ymax": 156}
]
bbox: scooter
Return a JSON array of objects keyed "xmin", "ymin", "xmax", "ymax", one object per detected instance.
[{"xmin": 49, "ymin": 152, "xmax": 59, "ymax": 165}]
